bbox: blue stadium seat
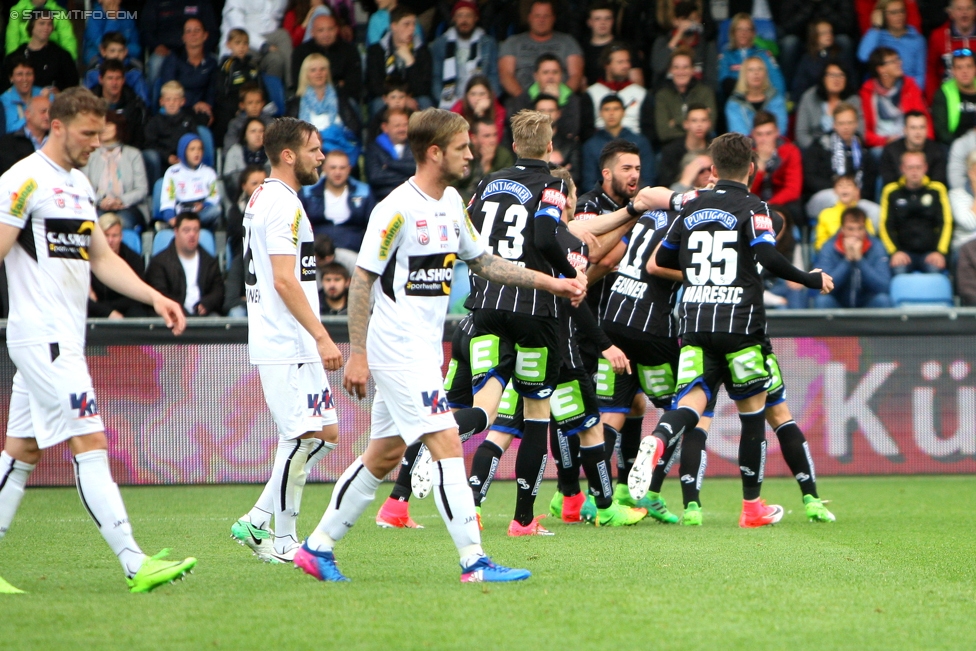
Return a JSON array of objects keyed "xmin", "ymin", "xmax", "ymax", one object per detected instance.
[
  {"xmin": 196, "ymin": 125, "xmax": 215, "ymax": 168},
  {"xmin": 152, "ymin": 178, "xmax": 164, "ymax": 222},
  {"xmin": 890, "ymin": 273, "xmax": 954, "ymax": 308},
  {"xmin": 151, "ymin": 228, "xmax": 216, "ymax": 257},
  {"xmin": 121, "ymin": 228, "xmax": 142, "ymax": 255},
  {"xmin": 261, "ymin": 74, "xmax": 286, "ymax": 116}
]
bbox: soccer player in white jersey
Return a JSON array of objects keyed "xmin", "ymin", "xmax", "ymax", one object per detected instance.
[
  {"xmin": 294, "ymin": 108, "xmax": 586, "ymax": 583},
  {"xmin": 0, "ymin": 87, "xmax": 196, "ymax": 594},
  {"xmin": 230, "ymin": 118, "xmax": 344, "ymax": 563}
]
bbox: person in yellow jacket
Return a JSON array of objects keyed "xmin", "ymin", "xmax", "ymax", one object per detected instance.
[
  {"xmin": 815, "ymin": 174, "xmax": 881, "ymax": 250},
  {"xmin": 6, "ymin": 0, "xmax": 78, "ymax": 60}
]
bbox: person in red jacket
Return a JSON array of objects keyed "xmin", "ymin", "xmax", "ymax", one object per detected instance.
[
  {"xmin": 926, "ymin": 0, "xmax": 976, "ymax": 101},
  {"xmin": 860, "ymin": 46, "xmax": 933, "ymax": 148},
  {"xmin": 750, "ymin": 110, "xmax": 803, "ymax": 224}
]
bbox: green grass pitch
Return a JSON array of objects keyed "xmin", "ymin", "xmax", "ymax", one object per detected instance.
[{"xmin": 1, "ymin": 476, "xmax": 974, "ymax": 650}]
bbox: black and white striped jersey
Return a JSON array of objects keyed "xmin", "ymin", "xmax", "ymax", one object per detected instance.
[
  {"xmin": 574, "ymin": 185, "xmax": 622, "ymax": 319},
  {"xmin": 602, "ymin": 209, "xmax": 681, "ymax": 339}
]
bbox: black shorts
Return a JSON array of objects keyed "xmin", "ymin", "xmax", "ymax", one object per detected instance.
[
  {"xmin": 762, "ymin": 336, "xmax": 785, "ymax": 406},
  {"xmin": 597, "ymin": 330, "xmax": 680, "ymax": 412},
  {"xmin": 470, "ymin": 309, "xmax": 561, "ymax": 399},
  {"xmin": 444, "ymin": 321, "xmax": 474, "ymax": 409},
  {"xmin": 675, "ymin": 332, "xmax": 771, "ymax": 403},
  {"xmin": 492, "ymin": 366, "xmax": 601, "ymax": 438}
]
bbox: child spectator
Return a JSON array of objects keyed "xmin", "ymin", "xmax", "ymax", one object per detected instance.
[
  {"xmin": 222, "ymin": 83, "xmax": 273, "ymax": 151},
  {"xmin": 815, "ymin": 174, "xmax": 881, "ymax": 251},
  {"xmin": 215, "ymin": 29, "xmax": 262, "ymax": 145},
  {"xmin": 82, "ymin": 0, "xmax": 141, "ymax": 68},
  {"xmin": 223, "ymin": 117, "xmax": 269, "ymax": 191},
  {"xmin": 814, "ymin": 207, "xmax": 893, "ymax": 308},
  {"xmin": 83, "ymin": 31, "xmax": 150, "ymax": 105},
  {"xmin": 144, "ymin": 80, "xmax": 205, "ymax": 185},
  {"xmin": 159, "ymin": 133, "xmax": 221, "ymax": 228}
]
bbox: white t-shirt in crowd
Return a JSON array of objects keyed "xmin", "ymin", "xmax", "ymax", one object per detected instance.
[
  {"xmin": 179, "ymin": 250, "xmax": 200, "ymax": 313},
  {"xmin": 325, "ymin": 185, "xmax": 351, "ymax": 225}
]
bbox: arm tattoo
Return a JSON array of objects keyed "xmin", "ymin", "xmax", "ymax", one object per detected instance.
[
  {"xmin": 347, "ymin": 267, "xmax": 378, "ymax": 355},
  {"xmin": 466, "ymin": 252, "xmax": 545, "ymax": 290}
]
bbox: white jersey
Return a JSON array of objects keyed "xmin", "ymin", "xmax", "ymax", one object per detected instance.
[
  {"xmin": 0, "ymin": 151, "xmax": 98, "ymax": 348},
  {"xmin": 244, "ymin": 177, "xmax": 319, "ymax": 365},
  {"xmin": 357, "ymin": 179, "xmax": 484, "ymax": 367}
]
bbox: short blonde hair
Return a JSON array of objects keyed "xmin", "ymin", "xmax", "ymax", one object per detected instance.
[
  {"xmin": 733, "ymin": 56, "xmax": 770, "ymax": 97},
  {"xmin": 297, "ymin": 53, "xmax": 332, "ymax": 97},
  {"xmin": 407, "ymin": 108, "xmax": 470, "ymax": 163},
  {"xmin": 160, "ymin": 80, "xmax": 184, "ymax": 98},
  {"xmin": 98, "ymin": 212, "xmax": 122, "ymax": 231},
  {"xmin": 510, "ymin": 109, "xmax": 552, "ymax": 159}
]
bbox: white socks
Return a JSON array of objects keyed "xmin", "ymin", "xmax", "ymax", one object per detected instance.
[
  {"xmin": 73, "ymin": 450, "xmax": 145, "ymax": 578},
  {"xmin": 307, "ymin": 457, "xmax": 381, "ymax": 552},
  {"xmin": 432, "ymin": 457, "xmax": 484, "ymax": 567},
  {"xmin": 0, "ymin": 451, "xmax": 35, "ymax": 541}
]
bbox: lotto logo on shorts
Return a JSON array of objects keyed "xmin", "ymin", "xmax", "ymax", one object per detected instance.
[
  {"xmin": 69, "ymin": 392, "xmax": 98, "ymax": 418},
  {"xmin": 307, "ymin": 389, "xmax": 334, "ymax": 416},
  {"xmin": 422, "ymin": 390, "xmax": 450, "ymax": 415}
]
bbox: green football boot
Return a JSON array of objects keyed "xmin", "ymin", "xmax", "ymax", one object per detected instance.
[
  {"xmin": 681, "ymin": 502, "xmax": 703, "ymax": 526},
  {"xmin": 126, "ymin": 549, "xmax": 197, "ymax": 593},
  {"xmin": 595, "ymin": 501, "xmax": 646, "ymax": 526},
  {"xmin": 803, "ymin": 495, "xmax": 836, "ymax": 522},
  {"xmin": 643, "ymin": 491, "xmax": 680, "ymax": 524},
  {"xmin": 549, "ymin": 491, "xmax": 564, "ymax": 519},
  {"xmin": 580, "ymin": 495, "xmax": 598, "ymax": 523},
  {"xmin": 0, "ymin": 574, "xmax": 24, "ymax": 594}
]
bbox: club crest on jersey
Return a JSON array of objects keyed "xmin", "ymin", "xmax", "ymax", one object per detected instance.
[
  {"xmin": 482, "ymin": 179, "xmax": 532, "ymax": 205},
  {"xmin": 752, "ymin": 214, "xmax": 773, "ymax": 233},
  {"xmin": 9, "ymin": 178, "xmax": 37, "ymax": 218},
  {"xmin": 685, "ymin": 209, "xmax": 736, "ymax": 230},
  {"xmin": 416, "ymin": 219, "xmax": 430, "ymax": 245},
  {"xmin": 70, "ymin": 391, "xmax": 98, "ymax": 418},
  {"xmin": 421, "ymin": 390, "xmax": 450, "ymax": 415},
  {"xmin": 541, "ymin": 188, "xmax": 566, "ymax": 209},
  {"xmin": 55, "ymin": 196, "xmax": 65, "ymax": 208},
  {"xmin": 453, "ymin": 220, "xmax": 461, "ymax": 237}
]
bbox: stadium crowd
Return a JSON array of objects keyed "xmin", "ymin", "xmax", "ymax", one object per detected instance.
[{"xmin": 1, "ymin": 0, "xmax": 976, "ymax": 314}]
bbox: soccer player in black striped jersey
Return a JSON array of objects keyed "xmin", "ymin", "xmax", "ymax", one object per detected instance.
[
  {"xmin": 463, "ymin": 110, "xmax": 589, "ymax": 535},
  {"xmin": 631, "ymin": 133, "xmax": 834, "ymax": 528}
]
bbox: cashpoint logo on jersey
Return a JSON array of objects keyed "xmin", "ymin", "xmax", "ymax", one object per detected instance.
[
  {"xmin": 47, "ymin": 219, "xmax": 94, "ymax": 260},
  {"xmin": 299, "ymin": 241, "xmax": 316, "ymax": 281},
  {"xmin": 406, "ymin": 253, "xmax": 457, "ymax": 296}
]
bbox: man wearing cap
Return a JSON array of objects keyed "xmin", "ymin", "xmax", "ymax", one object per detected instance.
[{"xmin": 430, "ymin": 0, "xmax": 499, "ymax": 109}]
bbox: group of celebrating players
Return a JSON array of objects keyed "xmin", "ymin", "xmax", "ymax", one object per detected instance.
[{"xmin": 0, "ymin": 87, "xmax": 837, "ymax": 594}]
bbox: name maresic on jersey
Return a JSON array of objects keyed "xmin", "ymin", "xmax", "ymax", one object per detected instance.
[{"xmin": 683, "ymin": 285, "xmax": 744, "ymax": 304}]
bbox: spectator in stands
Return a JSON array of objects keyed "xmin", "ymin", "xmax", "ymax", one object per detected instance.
[
  {"xmin": 654, "ymin": 47, "xmax": 716, "ymax": 145},
  {"xmin": 584, "ymin": 2, "xmax": 642, "ymax": 88},
  {"xmin": 222, "ymin": 84, "xmax": 272, "ymax": 150},
  {"xmin": 281, "ymin": 0, "xmax": 329, "ymax": 48},
  {"xmin": 11, "ymin": 16, "xmax": 77, "ymax": 92},
  {"xmin": 82, "ymin": 0, "xmax": 141, "ymax": 68},
  {"xmin": 534, "ymin": 94, "xmax": 580, "ymax": 186},
  {"xmin": 792, "ymin": 22, "xmax": 851, "ymax": 102},
  {"xmin": 582, "ymin": 95, "xmax": 653, "ymax": 190},
  {"xmin": 956, "ymin": 237, "xmax": 976, "ymax": 304},
  {"xmin": 83, "ymin": 32, "xmax": 149, "ymax": 105},
  {"xmin": 431, "ymin": 1, "xmax": 499, "ymax": 110},
  {"xmin": 669, "ymin": 151, "xmax": 712, "ymax": 193},
  {"xmin": 644, "ymin": 0, "xmax": 716, "ymax": 48},
  {"xmin": 804, "ymin": 102, "xmax": 879, "ymax": 216},
  {"xmin": 223, "ymin": 117, "xmax": 269, "ymax": 190},
  {"xmin": 220, "ymin": 0, "xmax": 293, "ymax": 85},
  {"xmin": 649, "ymin": 0, "xmax": 717, "ymax": 91},
  {"xmin": 815, "ymin": 174, "xmax": 882, "ymax": 251},
  {"xmin": 0, "ymin": 94, "xmax": 47, "ymax": 175},
  {"xmin": 224, "ymin": 165, "xmax": 266, "ymax": 317},
  {"xmin": 291, "ymin": 13, "xmax": 362, "ymax": 99},
  {"xmin": 366, "ymin": 5, "xmax": 433, "ymax": 114},
  {"xmin": 160, "ymin": 18, "xmax": 218, "ymax": 126},
  {"xmin": 453, "ymin": 118, "xmax": 515, "ymax": 203},
  {"xmin": 214, "ymin": 29, "xmax": 262, "ymax": 145},
  {"xmin": 724, "ymin": 56, "xmax": 787, "ymax": 136},
  {"xmin": 880, "ymin": 111, "xmax": 948, "ymax": 187},
  {"xmin": 313, "ymin": 227, "xmax": 356, "ymax": 274},
  {"xmin": 498, "ymin": 0, "xmax": 584, "ymax": 97},
  {"xmin": 366, "ymin": 0, "xmax": 424, "ymax": 47},
  {"xmin": 450, "ymin": 75, "xmax": 505, "ymax": 139},
  {"xmin": 88, "ymin": 213, "xmax": 148, "ymax": 318},
  {"xmin": 146, "ymin": 212, "xmax": 225, "ymax": 316},
  {"xmin": 587, "ymin": 42, "xmax": 651, "ymax": 137},
  {"xmin": 367, "ymin": 78, "xmax": 410, "ymax": 140},
  {"xmin": 6, "ymin": 0, "xmax": 77, "ymax": 59},
  {"xmin": 300, "ymin": 149, "xmax": 373, "ymax": 251},
  {"xmin": 658, "ymin": 103, "xmax": 711, "ymax": 189},
  {"xmin": 83, "ymin": 115, "xmax": 149, "ymax": 230},
  {"xmin": 795, "ymin": 61, "xmax": 863, "ymax": 150},
  {"xmin": 814, "ymin": 207, "xmax": 893, "ymax": 308},
  {"xmin": 144, "ymin": 80, "xmax": 205, "ymax": 185},
  {"xmin": 855, "ymin": 0, "xmax": 922, "ymax": 36},
  {"xmin": 717, "ymin": 13, "xmax": 785, "ymax": 99},
  {"xmin": 92, "ymin": 59, "xmax": 147, "ymax": 149},
  {"xmin": 288, "ymin": 53, "xmax": 360, "ymax": 163},
  {"xmin": 778, "ymin": 2, "xmax": 855, "ymax": 89},
  {"xmin": 365, "ymin": 108, "xmax": 414, "ymax": 201},
  {"xmin": 860, "ymin": 46, "xmax": 932, "ymax": 149},
  {"xmin": 880, "ymin": 151, "xmax": 952, "ymax": 274},
  {"xmin": 750, "ymin": 110, "xmax": 803, "ymax": 226},
  {"xmin": 319, "ymin": 261, "xmax": 349, "ymax": 315},
  {"xmin": 0, "ymin": 58, "xmax": 50, "ymax": 134},
  {"xmin": 508, "ymin": 54, "xmax": 585, "ymax": 141},
  {"xmin": 159, "ymin": 133, "xmax": 221, "ymax": 227},
  {"xmin": 948, "ymin": 149, "xmax": 976, "ymax": 251},
  {"xmin": 141, "ymin": 0, "xmax": 219, "ymax": 85},
  {"xmin": 926, "ymin": 0, "xmax": 976, "ymax": 102},
  {"xmin": 858, "ymin": 0, "xmax": 927, "ymax": 91},
  {"xmin": 932, "ymin": 49, "xmax": 976, "ymax": 146}
]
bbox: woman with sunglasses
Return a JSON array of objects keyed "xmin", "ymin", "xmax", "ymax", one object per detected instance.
[{"xmin": 933, "ymin": 49, "xmax": 976, "ymax": 145}]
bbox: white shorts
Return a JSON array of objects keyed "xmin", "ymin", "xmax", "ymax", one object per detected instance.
[
  {"xmin": 370, "ymin": 363, "xmax": 457, "ymax": 446},
  {"xmin": 6, "ymin": 342, "xmax": 105, "ymax": 449},
  {"xmin": 258, "ymin": 362, "xmax": 337, "ymax": 440}
]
